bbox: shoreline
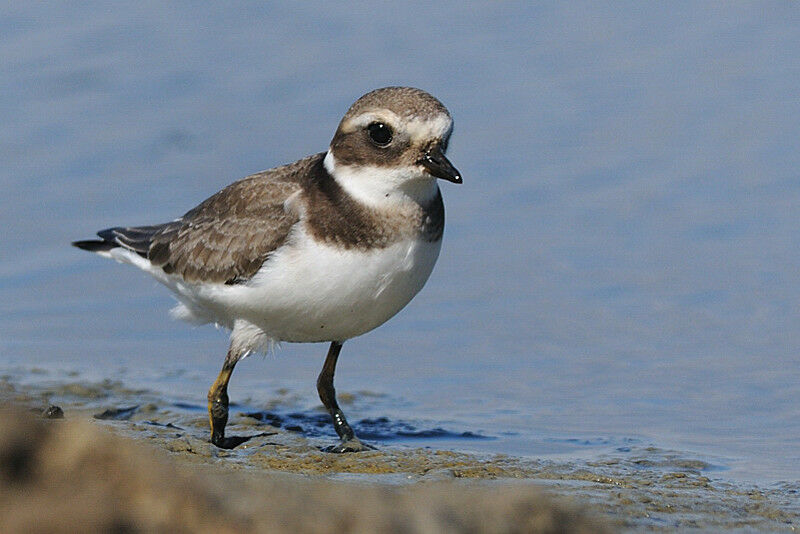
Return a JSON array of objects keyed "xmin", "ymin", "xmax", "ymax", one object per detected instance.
[
  {"xmin": 1, "ymin": 376, "xmax": 798, "ymax": 532},
  {"xmin": 0, "ymin": 406, "xmax": 608, "ymax": 533}
]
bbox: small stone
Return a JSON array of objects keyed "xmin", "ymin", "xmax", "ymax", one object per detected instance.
[{"xmin": 42, "ymin": 405, "xmax": 64, "ymax": 419}]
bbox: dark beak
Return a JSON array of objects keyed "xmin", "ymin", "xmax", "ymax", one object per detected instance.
[{"xmin": 420, "ymin": 145, "xmax": 462, "ymax": 184}]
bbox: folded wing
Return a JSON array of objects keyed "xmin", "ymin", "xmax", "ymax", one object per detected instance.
[{"xmin": 73, "ymin": 163, "xmax": 310, "ymax": 285}]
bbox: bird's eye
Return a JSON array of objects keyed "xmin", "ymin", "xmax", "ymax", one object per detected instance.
[{"xmin": 367, "ymin": 122, "xmax": 393, "ymax": 146}]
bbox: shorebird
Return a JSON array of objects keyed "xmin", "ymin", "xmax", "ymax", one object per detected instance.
[{"xmin": 73, "ymin": 87, "xmax": 461, "ymax": 451}]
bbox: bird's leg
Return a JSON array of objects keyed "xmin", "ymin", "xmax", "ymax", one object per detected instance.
[
  {"xmin": 207, "ymin": 345, "xmax": 250, "ymax": 449},
  {"xmin": 317, "ymin": 341, "xmax": 374, "ymax": 453}
]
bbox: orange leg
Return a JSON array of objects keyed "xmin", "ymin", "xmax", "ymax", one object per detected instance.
[{"xmin": 207, "ymin": 346, "xmax": 240, "ymax": 448}]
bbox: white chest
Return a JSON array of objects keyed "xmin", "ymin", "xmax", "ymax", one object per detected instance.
[{"xmin": 215, "ymin": 229, "xmax": 442, "ymax": 342}]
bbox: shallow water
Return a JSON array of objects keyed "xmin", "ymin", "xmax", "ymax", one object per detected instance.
[
  {"xmin": 3, "ymin": 377, "xmax": 798, "ymax": 531},
  {"xmin": 2, "ymin": 3, "xmax": 800, "ymax": 488}
]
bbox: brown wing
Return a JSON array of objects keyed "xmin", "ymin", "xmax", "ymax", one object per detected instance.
[
  {"xmin": 149, "ymin": 170, "xmax": 304, "ymax": 284},
  {"xmin": 86, "ymin": 155, "xmax": 324, "ymax": 284}
]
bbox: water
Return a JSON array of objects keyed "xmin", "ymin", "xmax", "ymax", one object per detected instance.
[{"xmin": 2, "ymin": 3, "xmax": 800, "ymax": 485}]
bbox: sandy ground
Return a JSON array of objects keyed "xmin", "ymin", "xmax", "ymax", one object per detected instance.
[
  {"xmin": 0, "ymin": 407, "xmax": 606, "ymax": 534},
  {"xmin": 1, "ymin": 377, "xmax": 798, "ymax": 532}
]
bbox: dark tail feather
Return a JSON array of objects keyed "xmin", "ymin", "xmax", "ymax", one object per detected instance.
[
  {"xmin": 73, "ymin": 222, "xmax": 180, "ymax": 257},
  {"xmin": 72, "ymin": 239, "xmax": 116, "ymax": 253},
  {"xmin": 100, "ymin": 225, "xmax": 162, "ymax": 256}
]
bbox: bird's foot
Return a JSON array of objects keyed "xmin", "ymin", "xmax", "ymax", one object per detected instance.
[
  {"xmin": 211, "ymin": 432, "xmax": 269, "ymax": 449},
  {"xmin": 322, "ymin": 437, "xmax": 376, "ymax": 453}
]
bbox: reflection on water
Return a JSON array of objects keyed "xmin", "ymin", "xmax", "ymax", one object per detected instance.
[{"xmin": 2, "ymin": 4, "xmax": 800, "ymax": 484}]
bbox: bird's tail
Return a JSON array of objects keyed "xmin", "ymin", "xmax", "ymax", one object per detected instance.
[{"xmin": 72, "ymin": 223, "xmax": 180, "ymax": 258}]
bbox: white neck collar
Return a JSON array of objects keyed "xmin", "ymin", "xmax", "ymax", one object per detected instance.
[{"xmin": 323, "ymin": 151, "xmax": 439, "ymax": 208}]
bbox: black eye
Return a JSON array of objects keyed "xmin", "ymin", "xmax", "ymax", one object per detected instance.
[{"xmin": 367, "ymin": 122, "xmax": 393, "ymax": 146}]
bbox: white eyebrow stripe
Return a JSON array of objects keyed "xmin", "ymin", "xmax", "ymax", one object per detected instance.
[
  {"xmin": 347, "ymin": 110, "xmax": 402, "ymax": 130},
  {"xmin": 346, "ymin": 111, "xmax": 453, "ymax": 142}
]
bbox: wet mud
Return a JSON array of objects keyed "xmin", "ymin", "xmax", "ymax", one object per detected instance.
[{"xmin": 1, "ymin": 375, "xmax": 798, "ymax": 532}]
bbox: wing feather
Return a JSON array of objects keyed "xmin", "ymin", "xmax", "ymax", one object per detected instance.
[
  {"xmin": 150, "ymin": 171, "xmax": 304, "ymax": 284},
  {"xmin": 78, "ymin": 154, "xmax": 324, "ymax": 284}
]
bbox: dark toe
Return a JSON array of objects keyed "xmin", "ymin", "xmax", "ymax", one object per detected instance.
[
  {"xmin": 211, "ymin": 433, "xmax": 268, "ymax": 449},
  {"xmin": 322, "ymin": 438, "xmax": 375, "ymax": 453}
]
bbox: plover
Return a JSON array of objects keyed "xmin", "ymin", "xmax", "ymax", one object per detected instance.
[{"xmin": 73, "ymin": 87, "xmax": 461, "ymax": 451}]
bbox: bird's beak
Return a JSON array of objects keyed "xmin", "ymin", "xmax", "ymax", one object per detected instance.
[{"xmin": 420, "ymin": 144, "xmax": 462, "ymax": 184}]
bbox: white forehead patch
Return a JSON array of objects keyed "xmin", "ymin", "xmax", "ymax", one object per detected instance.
[{"xmin": 404, "ymin": 114, "xmax": 453, "ymax": 142}]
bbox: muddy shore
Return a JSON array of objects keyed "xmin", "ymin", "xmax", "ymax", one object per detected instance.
[
  {"xmin": 0, "ymin": 406, "xmax": 606, "ymax": 534},
  {"xmin": 1, "ymin": 376, "xmax": 797, "ymax": 532}
]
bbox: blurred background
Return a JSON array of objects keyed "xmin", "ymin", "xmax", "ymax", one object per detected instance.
[{"xmin": 2, "ymin": 3, "xmax": 799, "ymax": 484}]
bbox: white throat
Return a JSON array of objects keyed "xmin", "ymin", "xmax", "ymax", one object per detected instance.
[{"xmin": 324, "ymin": 151, "xmax": 439, "ymax": 208}]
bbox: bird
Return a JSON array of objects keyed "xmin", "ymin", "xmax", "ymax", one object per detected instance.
[{"xmin": 73, "ymin": 86, "xmax": 461, "ymax": 451}]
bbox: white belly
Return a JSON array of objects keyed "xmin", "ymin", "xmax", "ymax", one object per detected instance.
[{"xmin": 172, "ymin": 228, "xmax": 442, "ymax": 343}]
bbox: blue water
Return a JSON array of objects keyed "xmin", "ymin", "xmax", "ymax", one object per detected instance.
[{"xmin": 2, "ymin": 3, "xmax": 800, "ymax": 484}]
